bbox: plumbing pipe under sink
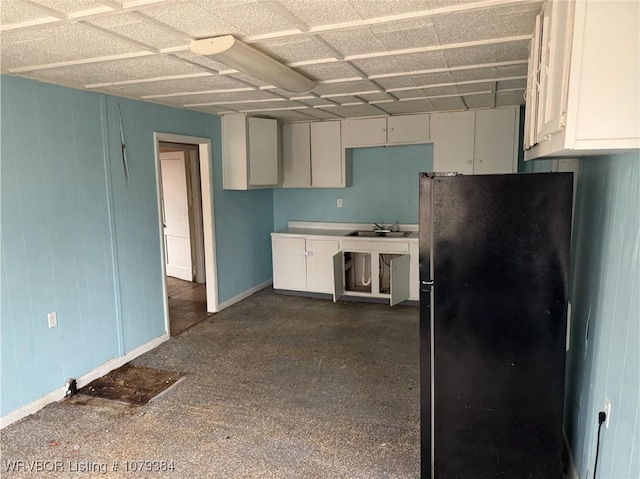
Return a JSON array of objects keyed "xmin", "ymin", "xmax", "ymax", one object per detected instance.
[{"xmin": 362, "ymin": 255, "xmax": 371, "ymax": 286}]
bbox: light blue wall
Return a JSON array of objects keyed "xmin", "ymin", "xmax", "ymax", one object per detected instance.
[
  {"xmin": 564, "ymin": 152, "xmax": 639, "ymax": 479},
  {"xmin": 273, "ymin": 144, "xmax": 433, "ymax": 230},
  {"xmin": 0, "ymin": 75, "xmax": 273, "ymax": 417}
]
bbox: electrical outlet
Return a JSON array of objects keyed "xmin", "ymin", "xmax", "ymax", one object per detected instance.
[
  {"xmin": 604, "ymin": 398, "xmax": 611, "ymax": 428},
  {"xmin": 337, "ymin": 198, "xmax": 343, "ymax": 208},
  {"xmin": 47, "ymin": 311, "xmax": 57, "ymax": 329}
]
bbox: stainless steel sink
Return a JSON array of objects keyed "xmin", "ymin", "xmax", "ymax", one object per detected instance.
[{"xmin": 347, "ymin": 231, "xmax": 410, "ymax": 238}]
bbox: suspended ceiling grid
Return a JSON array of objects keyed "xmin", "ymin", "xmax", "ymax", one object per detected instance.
[{"xmin": 0, "ymin": 0, "xmax": 542, "ymax": 122}]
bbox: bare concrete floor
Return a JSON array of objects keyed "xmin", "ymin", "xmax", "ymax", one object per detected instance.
[
  {"xmin": 167, "ymin": 277, "xmax": 209, "ymax": 336},
  {"xmin": 0, "ymin": 288, "xmax": 420, "ymax": 478}
]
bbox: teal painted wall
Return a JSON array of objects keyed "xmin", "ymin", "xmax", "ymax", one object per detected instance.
[
  {"xmin": 564, "ymin": 152, "xmax": 639, "ymax": 479},
  {"xmin": 0, "ymin": 75, "xmax": 273, "ymax": 417},
  {"xmin": 273, "ymin": 144, "xmax": 433, "ymax": 230}
]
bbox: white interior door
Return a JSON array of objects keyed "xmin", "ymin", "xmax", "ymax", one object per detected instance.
[{"xmin": 161, "ymin": 151, "xmax": 193, "ymax": 281}]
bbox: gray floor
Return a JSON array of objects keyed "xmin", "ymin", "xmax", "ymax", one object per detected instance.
[{"xmin": 1, "ymin": 288, "xmax": 420, "ymax": 478}]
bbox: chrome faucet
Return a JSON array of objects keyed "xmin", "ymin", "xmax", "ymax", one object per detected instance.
[{"xmin": 373, "ymin": 223, "xmax": 391, "ymax": 233}]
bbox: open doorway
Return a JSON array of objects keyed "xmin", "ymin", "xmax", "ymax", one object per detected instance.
[{"xmin": 154, "ymin": 133, "xmax": 219, "ymax": 337}]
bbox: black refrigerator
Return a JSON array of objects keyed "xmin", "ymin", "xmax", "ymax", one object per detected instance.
[{"xmin": 419, "ymin": 172, "xmax": 573, "ymax": 479}]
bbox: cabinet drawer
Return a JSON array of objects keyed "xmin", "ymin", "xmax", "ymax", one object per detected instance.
[{"xmin": 341, "ymin": 240, "xmax": 409, "ymax": 253}]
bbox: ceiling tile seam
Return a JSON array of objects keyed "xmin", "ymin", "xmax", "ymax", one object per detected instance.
[
  {"xmin": 387, "ymin": 76, "xmax": 528, "ymax": 93},
  {"xmin": 186, "ymin": 98, "xmax": 288, "ymax": 107},
  {"xmin": 7, "ymin": 33, "xmax": 529, "ymax": 75},
  {"xmin": 8, "ymin": 51, "xmax": 155, "ymax": 74},
  {"xmin": 490, "ymin": 81, "xmax": 497, "ymax": 108},
  {"xmin": 399, "ymin": 91, "xmax": 492, "ymax": 102},
  {"xmin": 87, "ymin": 72, "xmax": 213, "ymax": 89},
  {"xmin": 264, "ymin": 0, "xmax": 311, "ymax": 32},
  {"xmin": 142, "ymin": 75, "xmax": 526, "ymax": 103},
  {"xmin": 96, "ymin": 0, "xmax": 123, "ymax": 9},
  {"xmin": 0, "ymin": 0, "xmax": 171, "ymax": 32},
  {"xmin": 344, "ymin": 35, "xmax": 532, "ymax": 61},
  {"xmin": 78, "ymin": 21, "xmax": 160, "ymax": 53},
  {"xmin": 18, "ymin": 0, "xmax": 68, "ymax": 19},
  {"xmin": 242, "ymin": 0, "xmax": 541, "ymax": 43},
  {"xmin": 368, "ymin": 60, "xmax": 528, "ymax": 80}
]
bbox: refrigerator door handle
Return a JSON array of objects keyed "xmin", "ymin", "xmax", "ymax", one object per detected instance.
[{"xmin": 420, "ymin": 279, "xmax": 434, "ymax": 292}]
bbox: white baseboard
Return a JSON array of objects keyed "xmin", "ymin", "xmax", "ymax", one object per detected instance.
[
  {"xmin": 563, "ymin": 428, "xmax": 580, "ymax": 479},
  {"xmin": 217, "ymin": 280, "xmax": 272, "ymax": 311},
  {"xmin": 0, "ymin": 333, "xmax": 170, "ymax": 429}
]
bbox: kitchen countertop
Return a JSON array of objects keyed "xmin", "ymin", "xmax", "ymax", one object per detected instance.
[{"xmin": 271, "ymin": 226, "xmax": 418, "ymax": 241}]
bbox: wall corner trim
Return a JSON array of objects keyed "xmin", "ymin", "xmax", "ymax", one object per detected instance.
[
  {"xmin": 217, "ymin": 280, "xmax": 273, "ymax": 312},
  {"xmin": 0, "ymin": 333, "xmax": 170, "ymax": 429}
]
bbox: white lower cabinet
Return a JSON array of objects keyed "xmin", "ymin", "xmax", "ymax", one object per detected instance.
[
  {"xmin": 273, "ymin": 233, "xmax": 417, "ymax": 306},
  {"xmin": 272, "ymin": 235, "xmax": 339, "ymax": 293}
]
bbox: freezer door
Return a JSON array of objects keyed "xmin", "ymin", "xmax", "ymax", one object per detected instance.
[{"xmin": 421, "ymin": 173, "xmax": 573, "ymax": 478}]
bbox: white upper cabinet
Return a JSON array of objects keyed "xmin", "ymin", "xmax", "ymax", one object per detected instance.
[
  {"xmin": 343, "ymin": 118, "xmax": 387, "ymax": 146},
  {"xmin": 222, "ymin": 114, "xmax": 279, "ymax": 190},
  {"xmin": 282, "ymin": 123, "xmax": 311, "ymax": 188},
  {"xmin": 311, "ymin": 121, "xmax": 343, "ymax": 187},
  {"xmin": 525, "ymin": 0, "xmax": 640, "ymax": 160},
  {"xmin": 387, "ymin": 115, "xmax": 430, "ymax": 144},
  {"xmin": 343, "ymin": 114, "xmax": 430, "ymax": 147},
  {"xmin": 432, "ymin": 107, "xmax": 518, "ymax": 175},
  {"xmin": 432, "ymin": 111, "xmax": 475, "ymax": 175},
  {"xmin": 474, "ymin": 109, "xmax": 518, "ymax": 175}
]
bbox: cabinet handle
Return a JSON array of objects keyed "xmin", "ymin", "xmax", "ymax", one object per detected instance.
[
  {"xmin": 478, "ymin": 159, "xmax": 483, "ymax": 163},
  {"xmin": 389, "ymin": 127, "xmax": 394, "ymax": 132},
  {"xmin": 304, "ymin": 251, "xmax": 313, "ymax": 256},
  {"xmin": 467, "ymin": 160, "xmax": 472, "ymax": 164},
  {"xmin": 382, "ymin": 128, "xmax": 386, "ymax": 132}
]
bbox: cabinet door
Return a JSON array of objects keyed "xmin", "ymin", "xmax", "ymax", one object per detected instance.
[
  {"xmin": 332, "ymin": 252, "xmax": 345, "ymax": 302},
  {"xmin": 432, "ymin": 111, "xmax": 475, "ymax": 175},
  {"xmin": 473, "ymin": 108, "xmax": 517, "ymax": 174},
  {"xmin": 390, "ymin": 254, "xmax": 410, "ymax": 306},
  {"xmin": 306, "ymin": 239, "xmax": 340, "ymax": 293},
  {"xmin": 272, "ymin": 237, "xmax": 307, "ymax": 291},
  {"xmin": 387, "ymin": 114, "xmax": 430, "ymax": 144},
  {"xmin": 344, "ymin": 118, "xmax": 387, "ymax": 146},
  {"xmin": 222, "ymin": 114, "xmax": 249, "ymax": 190},
  {"xmin": 311, "ymin": 121, "xmax": 343, "ymax": 187},
  {"xmin": 537, "ymin": 0, "xmax": 573, "ymax": 138},
  {"xmin": 282, "ymin": 123, "xmax": 311, "ymax": 188},
  {"xmin": 248, "ymin": 117, "xmax": 278, "ymax": 186},
  {"xmin": 524, "ymin": 15, "xmax": 542, "ymax": 149}
]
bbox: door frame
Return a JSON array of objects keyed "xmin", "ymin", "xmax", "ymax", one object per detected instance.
[{"xmin": 154, "ymin": 133, "xmax": 219, "ymax": 335}]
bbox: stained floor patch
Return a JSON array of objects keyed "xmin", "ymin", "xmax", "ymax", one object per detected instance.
[{"xmin": 77, "ymin": 364, "xmax": 185, "ymax": 405}]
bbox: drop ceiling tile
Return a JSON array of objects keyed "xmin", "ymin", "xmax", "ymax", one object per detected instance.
[
  {"xmin": 32, "ymin": 0, "xmax": 109, "ymax": 15},
  {"xmin": 393, "ymin": 85, "xmax": 459, "ymax": 99},
  {"xmin": 349, "ymin": 0, "xmax": 428, "ymax": 19},
  {"xmin": 208, "ymin": 2, "xmax": 296, "ymax": 36},
  {"xmin": 1, "ymin": 0, "xmax": 51, "ymax": 24},
  {"xmin": 331, "ymin": 96, "xmax": 364, "ymax": 105},
  {"xmin": 351, "ymin": 51, "xmax": 448, "ymax": 76},
  {"xmin": 277, "ymin": 0, "xmax": 362, "ymax": 27},
  {"xmin": 314, "ymin": 80, "xmax": 379, "ymax": 96},
  {"xmin": 297, "ymin": 62, "xmax": 363, "ymax": 82},
  {"xmin": 233, "ymin": 101, "xmax": 295, "ymax": 111},
  {"xmin": 260, "ymin": 110, "xmax": 318, "ymax": 122},
  {"xmin": 88, "ymin": 13, "xmax": 190, "ymax": 50},
  {"xmin": 432, "ymin": 2, "xmax": 542, "ymax": 44},
  {"xmin": 400, "ymin": 71, "xmax": 454, "ymax": 86},
  {"xmin": 142, "ymin": 2, "xmax": 235, "ymax": 38},
  {"xmin": 358, "ymin": 92, "xmax": 393, "ymax": 102},
  {"xmin": 462, "ymin": 93, "xmax": 493, "ymax": 109},
  {"xmin": 298, "ymin": 98, "xmax": 336, "ymax": 107},
  {"xmin": 496, "ymin": 90, "xmax": 525, "ymax": 107},
  {"xmin": 28, "ymin": 55, "xmax": 206, "ymax": 85},
  {"xmin": 374, "ymin": 76, "xmax": 420, "ymax": 90},
  {"xmin": 301, "ymin": 109, "xmax": 341, "ymax": 120},
  {"xmin": 455, "ymin": 82, "xmax": 493, "ymax": 94},
  {"xmin": 497, "ymin": 78, "xmax": 527, "ymax": 91},
  {"xmin": 173, "ymin": 51, "xmax": 230, "ymax": 72},
  {"xmin": 339, "ymin": 104, "xmax": 389, "ymax": 117},
  {"xmin": 376, "ymin": 100, "xmax": 436, "ymax": 115},
  {"xmin": 256, "ymin": 36, "xmax": 330, "ymax": 64},
  {"xmin": 449, "ymin": 64, "xmax": 528, "ymax": 82},
  {"xmin": 225, "ymin": 72, "xmax": 273, "ymax": 88},
  {"xmin": 1, "ymin": 23, "xmax": 144, "ymax": 70},
  {"xmin": 443, "ymin": 41, "xmax": 530, "ymax": 68},
  {"xmin": 370, "ymin": 18, "xmax": 440, "ymax": 51},
  {"xmin": 319, "ymin": 29, "xmax": 386, "ymax": 57},
  {"xmin": 101, "ymin": 76, "xmax": 257, "ymax": 98},
  {"xmin": 178, "ymin": 91, "xmax": 283, "ymax": 106},
  {"xmin": 429, "ymin": 96, "xmax": 466, "ymax": 111}
]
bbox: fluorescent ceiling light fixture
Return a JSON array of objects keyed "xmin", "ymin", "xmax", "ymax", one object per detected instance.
[{"xmin": 190, "ymin": 35, "xmax": 316, "ymax": 94}]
